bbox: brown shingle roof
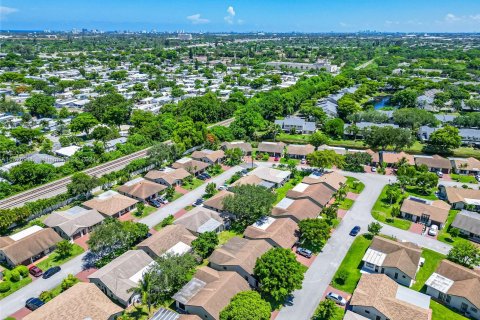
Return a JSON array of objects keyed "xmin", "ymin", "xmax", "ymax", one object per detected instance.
[
  {"xmin": 203, "ymin": 190, "xmax": 234, "ymax": 212},
  {"xmin": 453, "ymin": 157, "xmax": 480, "ymax": 172},
  {"xmin": 271, "ymin": 198, "xmax": 322, "ymax": 221},
  {"xmin": 23, "ymin": 283, "xmax": 123, "ymax": 320},
  {"xmin": 400, "ymin": 197, "xmax": 451, "ymax": 224},
  {"xmin": 82, "ymin": 194, "xmax": 138, "ymax": 217},
  {"xmin": 0, "ymin": 228, "xmax": 62, "ymax": 265},
  {"xmin": 230, "ymin": 175, "xmax": 264, "ymax": 188},
  {"xmin": 350, "ymin": 274, "xmax": 430, "ymax": 320},
  {"xmin": 286, "ymin": 144, "xmax": 315, "ymax": 157},
  {"xmin": 243, "ymin": 217, "xmax": 298, "ymax": 248},
  {"xmin": 444, "ymin": 186, "xmax": 480, "ymax": 204},
  {"xmin": 415, "ymin": 155, "xmax": 452, "ymax": 170},
  {"xmin": 191, "ymin": 150, "xmax": 225, "ymax": 163},
  {"xmin": 301, "ymin": 171, "xmax": 347, "ymax": 191},
  {"xmin": 44, "ymin": 208, "xmax": 104, "ymax": 237},
  {"xmin": 137, "ymin": 224, "xmax": 197, "ymax": 258},
  {"xmin": 368, "ymin": 236, "xmax": 422, "ymax": 279},
  {"xmin": 172, "ymin": 158, "xmax": 210, "ymax": 174},
  {"xmin": 118, "ymin": 179, "xmax": 166, "ymax": 200},
  {"xmin": 209, "ymin": 237, "xmax": 272, "ymax": 274},
  {"xmin": 221, "ymin": 141, "xmax": 253, "ymax": 154},
  {"xmin": 144, "ymin": 168, "xmax": 191, "ymax": 185},
  {"xmin": 287, "ymin": 183, "xmax": 335, "ymax": 207},
  {"xmin": 372, "ymin": 151, "xmax": 415, "ymax": 165},
  {"xmin": 257, "ymin": 141, "xmax": 285, "ymax": 154}
]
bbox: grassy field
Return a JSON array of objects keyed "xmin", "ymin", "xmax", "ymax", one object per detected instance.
[
  {"xmin": 451, "ymin": 174, "xmax": 478, "ymax": 184},
  {"xmin": 274, "ymin": 173, "xmax": 303, "ymax": 204},
  {"xmin": 437, "ymin": 210, "xmax": 468, "ymax": 246},
  {"xmin": 371, "ymin": 186, "xmax": 412, "ymax": 230},
  {"xmin": 412, "ymin": 249, "xmax": 446, "ymax": 291},
  {"xmin": 0, "ymin": 275, "xmax": 32, "ymax": 300},
  {"xmin": 134, "ymin": 205, "xmax": 157, "ymax": 218},
  {"xmin": 345, "ymin": 176, "xmax": 365, "ymax": 194},
  {"xmin": 331, "ymin": 235, "xmax": 372, "ymax": 293},
  {"xmin": 182, "ymin": 178, "xmax": 204, "ymax": 191},
  {"xmin": 37, "ymin": 244, "xmax": 84, "ymax": 270},
  {"xmin": 217, "ymin": 230, "xmax": 241, "ymax": 246},
  {"xmin": 430, "ymin": 300, "xmax": 469, "ymax": 320},
  {"xmin": 338, "ymin": 198, "xmax": 354, "ymax": 210}
]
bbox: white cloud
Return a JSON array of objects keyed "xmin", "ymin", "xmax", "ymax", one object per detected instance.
[
  {"xmin": 0, "ymin": 6, "xmax": 18, "ymax": 17},
  {"xmin": 445, "ymin": 13, "xmax": 460, "ymax": 22},
  {"xmin": 187, "ymin": 13, "xmax": 210, "ymax": 25},
  {"xmin": 227, "ymin": 6, "xmax": 235, "ymax": 17},
  {"xmin": 224, "ymin": 6, "xmax": 236, "ymax": 24},
  {"xmin": 339, "ymin": 22, "xmax": 348, "ymax": 27}
]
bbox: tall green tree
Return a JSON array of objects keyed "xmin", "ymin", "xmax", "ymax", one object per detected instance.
[
  {"xmin": 220, "ymin": 291, "xmax": 271, "ymax": 320},
  {"xmin": 426, "ymin": 126, "xmax": 462, "ymax": 154},
  {"xmin": 25, "ymin": 94, "xmax": 56, "ymax": 117},
  {"xmin": 70, "ymin": 112, "xmax": 99, "ymax": 135},
  {"xmin": 191, "ymin": 231, "xmax": 219, "ymax": 259},
  {"xmin": 448, "ymin": 240, "xmax": 480, "ymax": 269}
]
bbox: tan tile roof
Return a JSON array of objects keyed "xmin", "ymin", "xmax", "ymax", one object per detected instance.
[
  {"xmin": 144, "ymin": 168, "xmax": 191, "ymax": 185},
  {"xmin": 172, "ymin": 159, "xmax": 210, "ymax": 174},
  {"xmin": 243, "ymin": 217, "xmax": 298, "ymax": 248},
  {"xmin": 209, "ymin": 237, "xmax": 272, "ymax": 274},
  {"xmin": 203, "ymin": 190, "xmax": 234, "ymax": 211},
  {"xmin": 415, "ymin": 155, "xmax": 452, "ymax": 170},
  {"xmin": 118, "ymin": 180, "xmax": 166, "ymax": 200},
  {"xmin": 286, "ymin": 144, "xmax": 315, "ymax": 157},
  {"xmin": 0, "ymin": 228, "xmax": 62, "ymax": 265},
  {"xmin": 23, "ymin": 283, "xmax": 123, "ymax": 320},
  {"xmin": 301, "ymin": 171, "xmax": 347, "ymax": 191},
  {"xmin": 369, "ymin": 236, "xmax": 422, "ymax": 279},
  {"xmin": 191, "ymin": 150, "xmax": 225, "ymax": 163},
  {"xmin": 257, "ymin": 141, "xmax": 286, "ymax": 154},
  {"xmin": 83, "ymin": 194, "xmax": 138, "ymax": 217},
  {"xmin": 221, "ymin": 141, "xmax": 253, "ymax": 153},
  {"xmin": 372, "ymin": 151, "xmax": 415, "ymax": 165},
  {"xmin": 287, "ymin": 183, "xmax": 335, "ymax": 207},
  {"xmin": 230, "ymin": 174, "xmax": 264, "ymax": 187},
  {"xmin": 453, "ymin": 157, "xmax": 480, "ymax": 172},
  {"xmin": 173, "ymin": 207, "xmax": 224, "ymax": 234},
  {"xmin": 433, "ymin": 259, "xmax": 480, "ymax": 308},
  {"xmin": 400, "ymin": 197, "xmax": 450, "ymax": 224},
  {"xmin": 182, "ymin": 267, "xmax": 250, "ymax": 319},
  {"xmin": 444, "ymin": 186, "xmax": 480, "ymax": 204},
  {"xmin": 44, "ymin": 208, "xmax": 104, "ymax": 237},
  {"xmin": 137, "ymin": 224, "xmax": 197, "ymax": 258},
  {"xmin": 350, "ymin": 274, "xmax": 430, "ymax": 320},
  {"xmin": 271, "ymin": 198, "xmax": 322, "ymax": 221}
]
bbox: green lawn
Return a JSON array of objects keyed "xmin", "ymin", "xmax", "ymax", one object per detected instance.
[
  {"xmin": 451, "ymin": 174, "xmax": 478, "ymax": 184},
  {"xmin": 134, "ymin": 205, "xmax": 157, "ymax": 218},
  {"xmin": 36, "ymin": 244, "xmax": 84, "ymax": 270},
  {"xmin": 217, "ymin": 230, "xmax": 242, "ymax": 246},
  {"xmin": 276, "ymin": 133, "xmax": 311, "ymax": 144},
  {"xmin": 0, "ymin": 276, "xmax": 32, "ymax": 300},
  {"xmin": 430, "ymin": 300, "xmax": 469, "ymax": 320},
  {"xmin": 371, "ymin": 186, "xmax": 412, "ymax": 230},
  {"xmin": 169, "ymin": 191, "xmax": 183, "ymax": 201},
  {"xmin": 331, "ymin": 235, "xmax": 372, "ymax": 293},
  {"xmin": 412, "ymin": 249, "xmax": 446, "ymax": 291},
  {"xmin": 182, "ymin": 178, "xmax": 204, "ymax": 191},
  {"xmin": 153, "ymin": 215, "xmax": 175, "ymax": 231},
  {"xmin": 274, "ymin": 173, "xmax": 303, "ymax": 204},
  {"xmin": 338, "ymin": 198, "xmax": 354, "ymax": 210},
  {"xmin": 345, "ymin": 176, "xmax": 365, "ymax": 194},
  {"xmin": 437, "ymin": 210, "xmax": 467, "ymax": 246}
]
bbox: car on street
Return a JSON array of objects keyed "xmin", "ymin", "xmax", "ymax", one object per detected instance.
[
  {"xmin": 371, "ymin": 166, "xmax": 376, "ymax": 172},
  {"xmin": 274, "ymin": 156, "xmax": 280, "ymax": 161},
  {"xmin": 296, "ymin": 247, "xmax": 313, "ymax": 258},
  {"xmin": 326, "ymin": 292, "xmax": 347, "ymax": 306},
  {"xmin": 25, "ymin": 298, "xmax": 44, "ymax": 311},
  {"xmin": 218, "ymin": 185, "xmax": 227, "ymax": 191},
  {"xmin": 42, "ymin": 266, "xmax": 61, "ymax": 279},
  {"xmin": 428, "ymin": 225, "xmax": 439, "ymax": 236},
  {"xmin": 192, "ymin": 198, "xmax": 204, "ymax": 207},
  {"xmin": 349, "ymin": 226, "xmax": 361, "ymax": 236},
  {"xmin": 29, "ymin": 265, "xmax": 43, "ymax": 277}
]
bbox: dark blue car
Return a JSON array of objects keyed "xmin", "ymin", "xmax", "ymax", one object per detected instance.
[
  {"xmin": 26, "ymin": 297, "xmax": 44, "ymax": 310},
  {"xmin": 42, "ymin": 266, "xmax": 61, "ymax": 279},
  {"xmin": 349, "ymin": 226, "xmax": 361, "ymax": 236}
]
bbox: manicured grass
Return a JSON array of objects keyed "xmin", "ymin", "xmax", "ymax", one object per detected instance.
[
  {"xmin": 331, "ymin": 235, "xmax": 372, "ymax": 293},
  {"xmin": 169, "ymin": 191, "xmax": 183, "ymax": 201},
  {"xmin": 338, "ymin": 198, "xmax": 354, "ymax": 210},
  {"xmin": 280, "ymin": 157, "xmax": 300, "ymax": 165},
  {"xmin": 36, "ymin": 244, "xmax": 84, "ymax": 271},
  {"xmin": 329, "ymin": 139, "xmax": 366, "ymax": 149},
  {"xmin": 371, "ymin": 185, "xmax": 412, "ymax": 230},
  {"xmin": 0, "ymin": 276, "xmax": 32, "ymax": 300},
  {"xmin": 182, "ymin": 178, "xmax": 204, "ymax": 191},
  {"xmin": 153, "ymin": 215, "xmax": 175, "ymax": 231},
  {"xmin": 217, "ymin": 230, "xmax": 242, "ymax": 246},
  {"xmin": 430, "ymin": 300, "xmax": 469, "ymax": 320},
  {"xmin": 404, "ymin": 186, "xmax": 437, "ymax": 200},
  {"xmin": 412, "ymin": 249, "xmax": 446, "ymax": 291},
  {"xmin": 134, "ymin": 205, "xmax": 157, "ymax": 218},
  {"xmin": 311, "ymin": 303, "xmax": 344, "ymax": 320},
  {"xmin": 451, "ymin": 174, "xmax": 478, "ymax": 184},
  {"xmin": 345, "ymin": 176, "xmax": 365, "ymax": 194},
  {"xmin": 121, "ymin": 305, "xmax": 161, "ymax": 320},
  {"xmin": 274, "ymin": 173, "xmax": 304, "ymax": 204},
  {"xmin": 437, "ymin": 210, "xmax": 466, "ymax": 246},
  {"xmin": 276, "ymin": 133, "xmax": 310, "ymax": 144}
]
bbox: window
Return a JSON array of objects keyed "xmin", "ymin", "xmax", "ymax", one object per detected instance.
[
  {"xmin": 471, "ymin": 307, "xmax": 478, "ymax": 313},
  {"xmin": 365, "ymin": 310, "xmax": 370, "ymax": 314}
]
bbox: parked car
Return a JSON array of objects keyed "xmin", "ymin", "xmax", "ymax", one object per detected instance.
[
  {"xmin": 349, "ymin": 226, "xmax": 361, "ymax": 236},
  {"xmin": 203, "ymin": 172, "xmax": 211, "ymax": 179},
  {"xmin": 437, "ymin": 171, "xmax": 443, "ymax": 178},
  {"xmin": 428, "ymin": 225, "xmax": 439, "ymax": 236},
  {"xmin": 326, "ymin": 292, "xmax": 347, "ymax": 306},
  {"xmin": 274, "ymin": 156, "xmax": 280, "ymax": 161},
  {"xmin": 371, "ymin": 166, "xmax": 376, "ymax": 172},
  {"xmin": 218, "ymin": 185, "xmax": 227, "ymax": 191},
  {"xmin": 29, "ymin": 265, "xmax": 43, "ymax": 277},
  {"xmin": 25, "ymin": 298, "xmax": 44, "ymax": 311},
  {"xmin": 296, "ymin": 247, "xmax": 313, "ymax": 258},
  {"xmin": 197, "ymin": 174, "xmax": 208, "ymax": 181},
  {"xmin": 149, "ymin": 200, "xmax": 161, "ymax": 208},
  {"xmin": 42, "ymin": 266, "xmax": 61, "ymax": 279},
  {"xmin": 475, "ymin": 174, "xmax": 480, "ymax": 182},
  {"xmin": 301, "ymin": 158, "xmax": 306, "ymax": 164},
  {"xmin": 192, "ymin": 198, "xmax": 204, "ymax": 207}
]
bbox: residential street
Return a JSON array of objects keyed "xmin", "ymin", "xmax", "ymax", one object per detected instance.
[{"xmin": 0, "ymin": 166, "xmax": 243, "ymax": 318}]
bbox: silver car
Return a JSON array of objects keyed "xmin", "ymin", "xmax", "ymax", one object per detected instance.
[{"xmin": 326, "ymin": 292, "xmax": 347, "ymax": 306}]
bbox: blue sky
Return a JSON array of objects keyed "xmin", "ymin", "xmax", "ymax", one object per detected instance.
[{"xmin": 1, "ymin": 0, "xmax": 480, "ymax": 32}]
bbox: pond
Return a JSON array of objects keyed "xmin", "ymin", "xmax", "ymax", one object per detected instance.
[{"xmin": 373, "ymin": 96, "xmax": 392, "ymax": 110}]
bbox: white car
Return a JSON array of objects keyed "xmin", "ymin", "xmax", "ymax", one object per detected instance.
[
  {"xmin": 301, "ymin": 158, "xmax": 306, "ymax": 164},
  {"xmin": 371, "ymin": 166, "xmax": 377, "ymax": 172},
  {"xmin": 326, "ymin": 292, "xmax": 347, "ymax": 306},
  {"xmin": 436, "ymin": 171, "xmax": 443, "ymax": 178},
  {"xmin": 476, "ymin": 175, "xmax": 480, "ymax": 182},
  {"xmin": 428, "ymin": 225, "xmax": 439, "ymax": 236}
]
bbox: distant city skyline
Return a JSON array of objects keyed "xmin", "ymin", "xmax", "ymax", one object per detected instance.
[{"xmin": 1, "ymin": 0, "xmax": 480, "ymax": 33}]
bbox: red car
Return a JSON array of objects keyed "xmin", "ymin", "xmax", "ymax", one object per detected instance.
[
  {"xmin": 274, "ymin": 156, "xmax": 280, "ymax": 161},
  {"xmin": 29, "ymin": 265, "xmax": 43, "ymax": 277}
]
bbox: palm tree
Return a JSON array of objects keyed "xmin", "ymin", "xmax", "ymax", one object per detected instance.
[
  {"xmin": 335, "ymin": 187, "xmax": 347, "ymax": 202},
  {"xmin": 127, "ymin": 272, "xmax": 153, "ymax": 312}
]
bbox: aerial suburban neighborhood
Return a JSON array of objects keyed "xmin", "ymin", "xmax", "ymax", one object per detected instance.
[{"xmin": 1, "ymin": 1, "xmax": 480, "ymax": 320}]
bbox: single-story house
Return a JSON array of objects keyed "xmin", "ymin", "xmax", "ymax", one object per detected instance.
[
  {"xmin": 249, "ymin": 167, "xmax": 291, "ymax": 188},
  {"xmin": 144, "ymin": 168, "xmax": 191, "ymax": 187},
  {"xmin": 88, "ymin": 250, "xmax": 154, "ymax": 307},
  {"xmin": 425, "ymin": 260, "xmax": 480, "ymax": 319},
  {"xmin": 173, "ymin": 267, "xmax": 250, "ymax": 320},
  {"xmin": 243, "ymin": 216, "xmax": 298, "ymax": 248},
  {"xmin": 174, "ymin": 207, "xmax": 227, "ymax": 236},
  {"xmin": 415, "ymin": 155, "xmax": 452, "ymax": 173},
  {"xmin": 350, "ymin": 274, "xmax": 431, "ymax": 320},
  {"xmin": 438, "ymin": 186, "xmax": 480, "ymax": 211},
  {"xmin": 137, "ymin": 224, "xmax": 197, "ymax": 259},
  {"xmin": 451, "ymin": 210, "xmax": 480, "ymax": 242},
  {"xmin": 451, "ymin": 157, "xmax": 480, "ymax": 175},
  {"xmin": 191, "ymin": 149, "xmax": 225, "ymax": 165},
  {"xmin": 118, "ymin": 177, "xmax": 167, "ymax": 202},
  {"xmin": 172, "ymin": 158, "xmax": 210, "ymax": 176},
  {"xmin": 54, "ymin": 145, "xmax": 80, "ymax": 158},
  {"xmin": 82, "ymin": 190, "xmax": 138, "ymax": 218},
  {"xmin": 361, "ymin": 236, "xmax": 422, "ymax": 287},
  {"xmin": 209, "ymin": 237, "xmax": 272, "ymax": 287},
  {"xmin": 371, "ymin": 151, "xmax": 415, "ymax": 167},
  {"xmin": 285, "ymin": 144, "xmax": 315, "ymax": 159},
  {"xmin": 343, "ymin": 310, "xmax": 370, "ymax": 320},
  {"xmin": 0, "ymin": 226, "xmax": 63, "ymax": 268},
  {"xmin": 221, "ymin": 141, "xmax": 252, "ymax": 155},
  {"xmin": 23, "ymin": 282, "xmax": 123, "ymax": 320},
  {"xmin": 44, "ymin": 206, "xmax": 104, "ymax": 240},
  {"xmin": 286, "ymin": 182, "xmax": 336, "ymax": 208},
  {"xmin": 104, "ymin": 137, "xmax": 127, "ymax": 152},
  {"xmin": 257, "ymin": 142, "xmax": 286, "ymax": 157},
  {"xmin": 274, "ymin": 116, "xmax": 316, "ymax": 134},
  {"xmin": 202, "ymin": 190, "xmax": 234, "ymax": 213},
  {"xmin": 301, "ymin": 171, "xmax": 347, "ymax": 192},
  {"xmin": 271, "ymin": 197, "xmax": 322, "ymax": 223},
  {"xmin": 229, "ymin": 174, "xmax": 275, "ymax": 189},
  {"xmin": 400, "ymin": 196, "xmax": 451, "ymax": 229}
]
